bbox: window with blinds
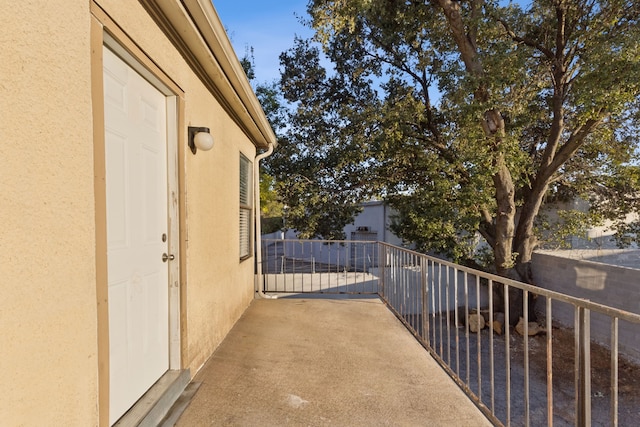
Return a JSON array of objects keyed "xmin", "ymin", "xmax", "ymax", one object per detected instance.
[{"xmin": 239, "ymin": 153, "xmax": 252, "ymax": 260}]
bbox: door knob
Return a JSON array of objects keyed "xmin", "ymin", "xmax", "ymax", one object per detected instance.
[{"xmin": 162, "ymin": 253, "xmax": 175, "ymax": 262}]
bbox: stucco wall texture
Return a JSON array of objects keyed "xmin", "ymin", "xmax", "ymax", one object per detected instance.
[
  {"xmin": 1, "ymin": 0, "xmax": 99, "ymax": 425},
  {"xmin": 181, "ymin": 85, "xmax": 257, "ymax": 372},
  {"xmin": 2, "ymin": 0, "xmax": 260, "ymax": 424}
]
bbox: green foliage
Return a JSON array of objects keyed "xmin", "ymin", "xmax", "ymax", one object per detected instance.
[
  {"xmin": 259, "ymin": 172, "xmax": 282, "ymax": 218},
  {"xmin": 536, "ymin": 208, "xmax": 604, "ymax": 249},
  {"xmin": 241, "ymin": 50, "xmax": 287, "ymax": 234},
  {"xmin": 261, "ymin": 216, "xmax": 283, "ymax": 235},
  {"xmin": 265, "ymin": 0, "xmax": 640, "ymax": 270},
  {"xmin": 262, "ymin": 36, "xmax": 378, "ymax": 239},
  {"xmin": 388, "ymin": 191, "xmax": 481, "ymax": 263},
  {"xmin": 239, "ymin": 46, "xmax": 256, "ymax": 82},
  {"xmin": 614, "ymin": 220, "xmax": 640, "ymax": 248}
]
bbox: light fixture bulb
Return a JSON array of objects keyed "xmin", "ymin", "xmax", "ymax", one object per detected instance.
[
  {"xmin": 194, "ymin": 131, "xmax": 214, "ymax": 151},
  {"xmin": 188, "ymin": 126, "xmax": 214, "ymax": 154}
]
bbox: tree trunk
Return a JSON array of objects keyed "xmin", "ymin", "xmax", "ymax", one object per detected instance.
[
  {"xmin": 514, "ymin": 180, "xmax": 550, "ymax": 284},
  {"xmin": 491, "ymin": 154, "xmax": 531, "ymax": 325},
  {"xmin": 491, "ymin": 155, "xmax": 516, "ymax": 278},
  {"xmin": 437, "ymin": 0, "xmax": 531, "ymax": 324}
]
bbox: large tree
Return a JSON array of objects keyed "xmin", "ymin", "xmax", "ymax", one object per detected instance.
[
  {"xmin": 271, "ymin": 0, "xmax": 640, "ymax": 286},
  {"xmin": 267, "ymin": 37, "xmax": 383, "ymax": 239}
]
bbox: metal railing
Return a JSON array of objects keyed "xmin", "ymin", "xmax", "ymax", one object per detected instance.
[
  {"xmin": 261, "ymin": 239, "xmax": 380, "ymax": 294},
  {"xmin": 378, "ymin": 242, "xmax": 640, "ymax": 427},
  {"xmin": 260, "ymin": 239, "xmax": 640, "ymax": 426}
]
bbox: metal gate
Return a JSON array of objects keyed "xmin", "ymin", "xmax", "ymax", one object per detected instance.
[{"xmin": 261, "ymin": 239, "xmax": 380, "ymax": 294}]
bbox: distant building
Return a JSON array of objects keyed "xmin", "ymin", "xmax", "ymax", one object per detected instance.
[
  {"xmin": 345, "ymin": 201, "xmax": 405, "ymax": 245},
  {"xmin": 267, "ymin": 201, "xmax": 405, "ymax": 246},
  {"xmin": 540, "ymin": 198, "xmax": 639, "ymax": 250}
]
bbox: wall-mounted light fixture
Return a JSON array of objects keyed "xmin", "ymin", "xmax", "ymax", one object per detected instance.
[{"xmin": 188, "ymin": 126, "xmax": 214, "ymax": 154}]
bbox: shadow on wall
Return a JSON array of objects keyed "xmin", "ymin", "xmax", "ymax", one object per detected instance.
[{"xmin": 574, "ymin": 265, "xmax": 607, "ymax": 291}]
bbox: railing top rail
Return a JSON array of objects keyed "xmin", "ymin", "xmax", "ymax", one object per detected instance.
[
  {"xmin": 262, "ymin": 238, "xmax": 379, "ymax": 245},
  {"xmin": 376, "ymin": 241, "xmax": 640, "ymax": 324}
]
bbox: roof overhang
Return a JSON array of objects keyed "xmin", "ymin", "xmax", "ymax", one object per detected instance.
[{"xmin": 140, "ymin": 0, "xmax": 277, "ymax": 149}]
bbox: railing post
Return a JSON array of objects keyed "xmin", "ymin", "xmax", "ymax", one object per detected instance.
[
  {"xmin": 351, "ymin": 241, "xmax": 639, "ymax": 427},
  {"xmin": 421, "ymin": 256, "xmax": 429, "ymax": 341},
  {"xmin": 378, "ymin": 243, "xmax": 385, "ymax": 298},
  {"xmin": 575, "ymin": 306, "xmax": 591, "ymax": 426},
  {"xmin": 611, "ymin": 317, "xmax": 619, "ymax": 427}
]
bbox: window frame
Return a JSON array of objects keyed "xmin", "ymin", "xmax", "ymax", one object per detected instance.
[{"xmin": 239, "ymin": 153, "xmax": 253, "ymax": 261}]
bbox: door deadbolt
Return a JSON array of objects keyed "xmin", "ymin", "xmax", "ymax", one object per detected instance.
[{"xmin": 162, "ymin": 253, "xmax": 175, "ymax": 262}]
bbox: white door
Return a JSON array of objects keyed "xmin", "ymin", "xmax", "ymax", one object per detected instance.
[{"xmin": 103, "ymin": 46, "xmax": 170, "ymax": 425}]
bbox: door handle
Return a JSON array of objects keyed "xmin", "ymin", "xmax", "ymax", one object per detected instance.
[{"xmin": 162, "ymin": 253, "xmax": 175, "ymax": 262}]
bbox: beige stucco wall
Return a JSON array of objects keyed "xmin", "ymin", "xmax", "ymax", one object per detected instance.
[
  {"xmin": 0, "ymin": 0, "xmax": 99, "ymax": 425},
  {"xmin": 181, "ymin": 94, "xmax": 257, "ymax": 371},
  {"xmin": 2, "ymin": 0, "xmax": 264, "ymax": 424}
]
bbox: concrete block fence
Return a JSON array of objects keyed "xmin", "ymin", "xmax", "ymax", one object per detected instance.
[{"xmin": 532, "ymin": 251, "xmax": 640, "ymax": 361}]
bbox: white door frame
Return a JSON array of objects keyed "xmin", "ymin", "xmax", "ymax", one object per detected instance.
[{"xmin": 104, "ymin": 33, "xmax": 181, "ymax": 372}]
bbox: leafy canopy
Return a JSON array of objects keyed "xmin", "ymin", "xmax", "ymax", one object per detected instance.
[{"xmin": 267, "ymin": 0, "xmax": 640, "ymax": 268}]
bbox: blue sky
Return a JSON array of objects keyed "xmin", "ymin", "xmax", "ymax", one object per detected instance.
[
  {"xmin": 213, "ymin": 1, "xmax": 312, "ymax": 84},
  {"xmin": 213, "ymin": 1, "xmax": 531, "ymax": 85}
]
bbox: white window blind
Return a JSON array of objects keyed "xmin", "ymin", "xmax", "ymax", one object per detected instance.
[{"xmin": 239, "ymin": 154, "xmax": 252, "ymax": 259}]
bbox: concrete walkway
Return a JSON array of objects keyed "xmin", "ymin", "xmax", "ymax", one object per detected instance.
[{"xmin": 174, "ymin": 297, "xmax": 493, "ymax": 426}]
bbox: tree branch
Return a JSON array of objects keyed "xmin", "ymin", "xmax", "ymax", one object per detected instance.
[
  {"xmin": 548, "ymin": 113, "xmax": 607, "ymax": 173},
  {"xmin": 479, "ymin": 207, "xmax": 496, "ymax": 247},
  {"xmin": 436, "ymin": 0, "xmax": 484, "ymax": 77},
  {"xmin": 497, "ymin": 18, "xmax": 555, "ymax": 59}
]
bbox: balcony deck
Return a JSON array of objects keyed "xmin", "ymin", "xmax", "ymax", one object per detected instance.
[{"xmin": 174, "ymin": 297, "xmax": 492, "ymax": 426}]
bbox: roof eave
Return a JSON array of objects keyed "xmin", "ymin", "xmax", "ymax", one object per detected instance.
[{"xmin": 140, "ymin": 0, "xmax": 277, "ymax": 149}]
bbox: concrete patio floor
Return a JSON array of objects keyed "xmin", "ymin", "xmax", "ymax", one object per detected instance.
[{"xmin": 172, "ymin": 296, "xmax": 493, "ymax": 426}]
